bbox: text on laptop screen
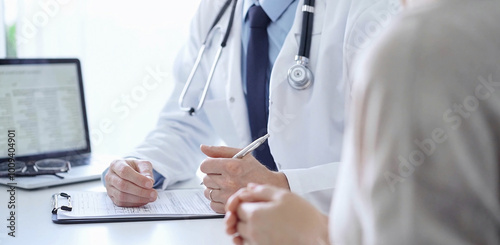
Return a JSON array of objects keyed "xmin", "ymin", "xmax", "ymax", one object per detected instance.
[{"xmin": 0, "ymin": 63, "xmax": 87, "ymax": 158}]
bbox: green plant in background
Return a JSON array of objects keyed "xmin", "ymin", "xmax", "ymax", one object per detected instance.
[{"xmin": 6, "ymin": 23, "xmax": 16, "ymax": 57}]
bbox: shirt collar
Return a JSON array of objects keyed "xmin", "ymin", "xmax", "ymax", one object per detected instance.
[{"xmin": 243, "ymin": 0, "xmax": 296, "ymax": 22}]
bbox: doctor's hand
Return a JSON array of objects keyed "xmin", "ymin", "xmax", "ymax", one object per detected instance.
[
  {"xmin": 104, "ymin": 159, "xmax": 157, "ymax": 207},
  {"xmin": 225, "ymin": 184, "xmax": 330, "ymax": 245},
  {"xmin": 200, "ymin": 145, "xmax": 290, "ymax": 214}
]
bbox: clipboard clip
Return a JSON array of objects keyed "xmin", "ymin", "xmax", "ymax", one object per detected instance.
[{"xmin": 52, "ymin": 192, "xmax": 73, "ymax": 214}]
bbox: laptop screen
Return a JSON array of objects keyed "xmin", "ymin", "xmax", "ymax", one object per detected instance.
[{"xmin": 0, "ymin": 59, "xmax": 90, "ymax": 160}]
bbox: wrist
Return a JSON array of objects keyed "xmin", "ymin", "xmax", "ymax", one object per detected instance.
[
  {"xmin": 318, "ymin": 213, "xmax": 330, "ymax": 245},
  {"xmin": 272, "ymin": 171, "xmax": 290, "ymax": 190}
]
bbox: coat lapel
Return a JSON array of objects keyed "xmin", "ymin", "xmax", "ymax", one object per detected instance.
[{"xmin": 225, "ymin": 0, "xmax": 252, "ymax": 147}]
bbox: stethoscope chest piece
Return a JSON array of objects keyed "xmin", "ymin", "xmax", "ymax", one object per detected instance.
[
  {"xmin": 287, "ymin": 0, "xmax": 316, "ymax": 91},
  {"xmin": 288, "ymin": 62, "xmax": 313, "ymax": 90},
  {"xmin": 178, "ymin": 0, "xmax": 317, "ymax": 114}
]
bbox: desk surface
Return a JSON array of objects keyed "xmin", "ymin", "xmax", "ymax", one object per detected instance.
[{"xmin": 0, "ymin": 179, "xmax": 234, "ymax": 245}]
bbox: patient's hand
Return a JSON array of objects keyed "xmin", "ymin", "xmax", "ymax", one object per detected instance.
[
  {"xmin": 225, "ymin": 184, "xmax": 330, "ymax": 245},
  {"xmin": 105, "ymin": 159, "xmax": 157, "ymax": 207}
]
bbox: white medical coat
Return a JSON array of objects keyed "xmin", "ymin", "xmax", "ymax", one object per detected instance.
[{"xmin": 131, "ymin": 0, "xmax": 400, "ymax": 213}]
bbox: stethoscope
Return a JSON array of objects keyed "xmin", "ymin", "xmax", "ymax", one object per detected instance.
[{"xmin": 179, "ymin": 0, "xmax": 315, "ymax": 115}]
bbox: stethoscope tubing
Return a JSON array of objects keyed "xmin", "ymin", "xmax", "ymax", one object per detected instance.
[
  {"xmin": 178, "ymin": 0, "xmax": 237, "ymax": 115},
  {"xmin": 299, "ymin": 0, "xmax": 315, "ymax": 58},
  {"xmin": 179, "ymin": 0, "xmax": 315, "ymax": 115}
]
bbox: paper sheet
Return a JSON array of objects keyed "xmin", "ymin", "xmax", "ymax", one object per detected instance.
[{"xmin": 57, "ymin": 189, "xmax": 218, "ymax": 220}]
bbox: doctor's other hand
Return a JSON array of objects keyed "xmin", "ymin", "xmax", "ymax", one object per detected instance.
[
  {"xmin": 105, "ymin": 159, "xmax": 157, "ymax": 207},
  {"xmin": 200, "ymin": 145, "xmax": 290, "ymax": 214},
  {"xmin": 225, "ymin": 184, "xmax": 330, "ymax": 245}
]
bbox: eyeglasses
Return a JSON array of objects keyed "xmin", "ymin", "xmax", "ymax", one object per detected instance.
[{"xmin": 0, "ymin": 159, "xmax": 71, "ymax": 179}]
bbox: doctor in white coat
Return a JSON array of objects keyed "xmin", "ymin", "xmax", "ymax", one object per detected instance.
[
  {"xmin": 103, "ymin": 0, "xmax": 400, "ymax": 213},
  {"xmin": 225, "ymin": 0, "xmax": 500, "ymax": 244}
]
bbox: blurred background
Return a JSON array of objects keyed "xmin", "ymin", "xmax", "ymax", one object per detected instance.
[{"xmin": 0, "ymin": 0, "xmax": 201, "ymax": 156}]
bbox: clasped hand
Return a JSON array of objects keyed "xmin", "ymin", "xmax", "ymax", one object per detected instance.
[{"xmin": 225, "ymin": 184, "xmax": 330, "ymax": 245}]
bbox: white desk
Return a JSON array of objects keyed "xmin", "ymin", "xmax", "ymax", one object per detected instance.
[{"xmin": 0, "ymin": 180, "xmax": 234, "ymax": 245}]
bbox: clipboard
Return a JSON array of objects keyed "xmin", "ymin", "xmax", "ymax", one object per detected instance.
[{"xmin": 51, "ymin": 190, "xmax": 224, "ymax": 224}]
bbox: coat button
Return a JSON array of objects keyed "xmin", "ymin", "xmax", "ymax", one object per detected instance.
[{"xmin": 229, "ymin": 97, "xmax": 235, "ymax": 103}]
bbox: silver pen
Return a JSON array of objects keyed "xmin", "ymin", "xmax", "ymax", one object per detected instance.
[
  {"xmin": 232, "ymin": 134, "xmax": 270, "ymax": 159},
  {"xmin": 201, "ymin": 134, "xmax": 270, "ymax": 185}
]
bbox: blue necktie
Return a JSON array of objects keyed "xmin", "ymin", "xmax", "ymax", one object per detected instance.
[{"xmin": 245, "ymin": 5, "xmax": 277, "ymax": 171}]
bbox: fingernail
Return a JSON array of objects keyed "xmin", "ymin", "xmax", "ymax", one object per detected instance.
[
  {"xmin": 150, "ymin": 191, "xmax": 156, "ymax": 201},
  {"xmin": 145, "ymin": 180, "xmax": 153, "ymax": 189}
]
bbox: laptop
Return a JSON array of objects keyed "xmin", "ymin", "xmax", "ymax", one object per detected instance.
[{"xmin": 0, "ymin": 58, "xmax": 113, "ymax": 189}]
